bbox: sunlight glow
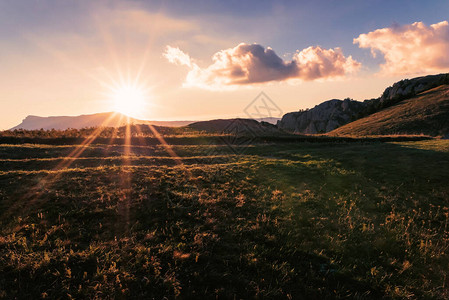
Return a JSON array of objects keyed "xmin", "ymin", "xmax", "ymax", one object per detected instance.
[{"xmin": 111, "ymin": 84, "xmax": 148, "ymax": 117}]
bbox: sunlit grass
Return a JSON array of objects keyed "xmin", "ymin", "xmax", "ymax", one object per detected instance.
[{"xmin": 0, "ymin": 132, "xmax": 448, "ymax": 298}]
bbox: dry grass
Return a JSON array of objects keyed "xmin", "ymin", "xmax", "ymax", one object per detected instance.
[
  {"xmin": 0, "ymin": 133, "xmax": 449, "ymax": 299},
  {"xmin": 329, "ymin": 85, "xmax": 449, "ymax": 137}
]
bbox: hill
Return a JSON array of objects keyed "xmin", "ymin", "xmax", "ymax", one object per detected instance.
[
  {"xmin": 10, "ymin": 112, "xmax": 196, "ymax": 130},
  {"xmin": 188, "ymin": 118, "xmax": 282, "ymax": 135},
  {"xmin": 329, "ymin": 85, "xmax": 449, "ymax": 137},
  {"xmin": 278, "ymin": 73, "xmax": 449, "ymax": 134},
  {"xmin": 11, "ymin": 112, "xmax": 280, "ymax": 131},
  {"xmin": 253, "ymin": 117, "xmax": 281, "ymax": 125}
]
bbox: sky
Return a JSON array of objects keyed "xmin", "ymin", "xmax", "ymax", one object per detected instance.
[{"xmin": 1, "ymin": 0, "xmax": 449, "ymax": 129}]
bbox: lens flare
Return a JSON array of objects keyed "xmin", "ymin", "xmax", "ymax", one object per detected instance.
[{"xmin": 111, "ymin": 84, "xmax": 147, "ymax": 117}]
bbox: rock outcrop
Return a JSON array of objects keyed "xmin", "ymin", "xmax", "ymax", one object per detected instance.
[
  {"xmin": 329, "ymin": 84, "xmax": 449, "ymax": 137},
  {"xmin": 379, "ymin": 73, "xmax": 449, "ymax": 104},
  {"xmin": 278, "ymin": 73, "xmax": 449, "ymax": 134},
  {"xmin": 277, "ymin": 99, "xmax": 365, "ymax": 134}
]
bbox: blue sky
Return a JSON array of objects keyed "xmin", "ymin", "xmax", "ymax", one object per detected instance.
[{"xmin": 0, "ymin": 0, "xmax": 448, "ymax": 129}]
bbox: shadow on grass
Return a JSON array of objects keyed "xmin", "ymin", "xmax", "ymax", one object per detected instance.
[
  {"xmin": 0, "ymin": 160, "xmax": 385, "ymax": 299},
  {"xmin": 247, "ymin": 141, "xmax": 449, "ymax": 298},
  {"xmin": 1, "ymin": 140, "xmax": 448, "ymax": 298}
]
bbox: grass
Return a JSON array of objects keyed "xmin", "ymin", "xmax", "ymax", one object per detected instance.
[
  {"xmin": 329, "ymin": 85, "xmax": 449, "ymax": 137},
  {"xmin": 1, "ymin": 133, "xmax": 449, "ymax": 299}
]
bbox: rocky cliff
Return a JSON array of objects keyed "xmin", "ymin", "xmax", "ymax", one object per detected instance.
[
  {"xmin": 379, "ymin": 73, "xmax": 449, "ymax": 104},
  {"xmin": 278, "ymin": 73, "xmax": 449, "ymax": 134},
  {"xmin": 329, "ymin": 84, "xmax": 449, "ymax": 137},
  {"xmin": 277, "ymin": 99, "xmax": 365, "ymax": 134}
]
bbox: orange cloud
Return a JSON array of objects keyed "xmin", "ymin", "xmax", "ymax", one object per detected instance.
[
  {"xmin": 164, "ymin": 43, "xmax": 360, "ymax": 90},
  {"xmin": 293, "ymin": 46, "xmax": 361, "ymax": 80},
  {"xmin": 354, "ymin": 21, "xmax": 449, "ymax": 75}
]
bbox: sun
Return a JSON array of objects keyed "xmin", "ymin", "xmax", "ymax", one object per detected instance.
[{"xmin": 111, "ymin": 84, "xmax": 147, "ymax": 118}]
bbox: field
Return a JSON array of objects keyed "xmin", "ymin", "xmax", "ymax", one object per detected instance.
[{"xmin": 1, "ymin": 130, "xmax": 449, "ymax": 299}]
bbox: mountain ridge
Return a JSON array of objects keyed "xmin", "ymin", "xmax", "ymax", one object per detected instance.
[
  {"xmin": 328, "ymin": 85, "xmax": 449, "ymax": 137},
  {"xmin": 10, "ymin": 112, "xmax": 280, "ymax": 131},
  {"xmin": 278, "ymin": 73, "xmax": 449, "ymax": 134},
  {"xmin": 10, "ymin": 112, "xmax": 199, "ymax": 130}
]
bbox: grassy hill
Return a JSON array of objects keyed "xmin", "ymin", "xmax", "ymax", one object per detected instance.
[
  {"xmin": 329, "ymin": 85, "xmax": 449, "ymax": 137},
  {"xmin": 1, "ymin": 129, "xmax": 449, "ymax": 298}
]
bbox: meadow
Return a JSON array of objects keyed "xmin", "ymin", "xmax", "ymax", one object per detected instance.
[{"xmin": 1, "ymin": 129, "xmax": 449, "ymax": 299}]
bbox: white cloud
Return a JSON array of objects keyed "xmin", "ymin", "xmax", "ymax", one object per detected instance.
[{"xmin": 163, "ymin": 46, "xmax": 193, "ymax": 67}]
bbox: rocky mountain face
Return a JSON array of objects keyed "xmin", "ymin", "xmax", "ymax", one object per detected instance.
[
  {"xmin": 329, "ymin": 84, "xmax": 449, "ymax": 137},
  {"xmin": 278, "ymin": 73, "xmax": 449, "ymax": 134},
  {"xmin": 379, "ymin": 73, "xmax": 449, "ymax": 104},
  {"xmin": 277, "ymin": 99, "xmax": 365, "ymax": 134}
]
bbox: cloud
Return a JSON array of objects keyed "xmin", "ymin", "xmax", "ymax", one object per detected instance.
[
  {"xmin": 354, "ymin": 21, "xmax": 449, "ymax": 75},
  {"xmin": 293, "ymin": 46, "xmax": 361, "ymax": 80},
  {"xmin": 164, "ymin": 43, "xmax": 360, "ymax": 90},
  {"xmin": 164, "ymin": 46, "xmax": 193, "ymax": 67}
]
